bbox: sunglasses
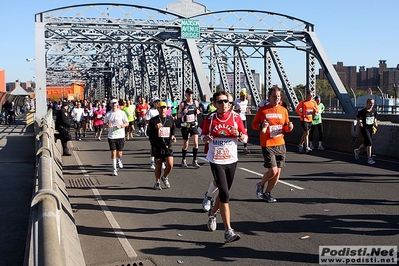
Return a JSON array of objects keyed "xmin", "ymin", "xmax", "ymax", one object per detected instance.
[{"xmin": 216, "ymin": 99, "xmax": 230, "ymax": 104}]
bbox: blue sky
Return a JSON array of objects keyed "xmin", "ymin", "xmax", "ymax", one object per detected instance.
[{"xmin": 1, "ymin": 0, "xmax": 398, "ymax": 86}]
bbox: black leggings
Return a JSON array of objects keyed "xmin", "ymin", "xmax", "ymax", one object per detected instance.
[
  {"xmin": 309, "ymin": 123, "xmax": 323, "ymax": 142},
  {"xmin": 360, "ymin": 127, "xmax": 373, "ymax": 147},
  {"xmin": 210, "ymin": 162, "xmax": 237, "ymax": 203}
]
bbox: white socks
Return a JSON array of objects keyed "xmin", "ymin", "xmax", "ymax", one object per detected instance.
[{"xmin": 112, "ymin": 158, "xmax": 117, "ymax": 170}]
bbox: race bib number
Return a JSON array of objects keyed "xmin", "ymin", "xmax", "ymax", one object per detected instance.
[
  {"xmin": 213, "ymin": 146, "xmax": 231, "ymax": 160},
  {"xmin": 96, "ymin": 114, "xmax": 103, "ymax": 119},
  {"xmin": 269, "ymin": 125, "xmax": 283, "ymax": 138},
  {"xmin": 365, "ymin": 116, "xmax": 374, "ymax": 125},
  {"xmin": 158, "ymin": 127, "xmax": 170, "ymax": 138},
  {"xmin": 186, "ymin": 114, "xmax": 195, "ymax": 123}
]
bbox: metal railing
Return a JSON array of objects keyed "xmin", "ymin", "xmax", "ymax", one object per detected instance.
[{"xmin": 25, "ymin": 110, "xmax": 85, "ymax": 266}]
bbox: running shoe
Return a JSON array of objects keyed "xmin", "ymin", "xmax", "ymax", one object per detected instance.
[
  {"xmin": 309, "ymin": 143, "xmax": 314, "ymax": 150},
  {"xmin": 263, "ymin": 192, "xmax": 277, "ymax": 203},
  {"xmin": 298, "ymin": 145, "xmax": 303, "ymax": 153},
  {"xmin": 305, "ymin": 147, "xmax": 312, "ymax": 153},
  {"xmin": 154, "ymin": 182, "xmax": 162, "ymax": 190},
  {"xmin": 98, "ymin": 137, "xmax": 101, "ymax": 141},
  {"xmin": 255, "ymin": 182, "xmax": 264, "ymax": 200},
  {"xmin": 118, "ymin": 160, "xmax": 123, "ymax": 169},
  {"xmin": 202, "ymin": 192, "xmax": 212, "ymax": 211},
  {"xmin": 192, "ymin": 160, "xmax": 200, "ymax": 168},
  {"xmin": 244, "ymin": 148, "xmax": 251, "ymax": 154},
  {"xmin": 150, "ymin": 163, "xmax": 156, "ymax": 170},
  {"xmin": 207, "ymin": 210, "xmax": 217, "ymax": 231},
  {"xmin": 224, "ymin": 228, "xmax": 241, "ymax": 243},
  {"xmin": 113, "ymin": 169, "xmax": 118, "ymax": 176},
  {"xmin": 181, "ymin": 159, "xmax": 188, "ymax": 167},
  {"xmin": 318, "ymin": 145, "xmax": 325, "ymax": 151},
  {"xmin": 367, "ymin": 158, "xmax": 376, "ymax": 165},
  {"xmin": 161, "ymin": 176, "xmax": 170, "ymax": 188},
  {"xmin": 354, "ymin": 149, "xmax": 360, "ymax": 159}
]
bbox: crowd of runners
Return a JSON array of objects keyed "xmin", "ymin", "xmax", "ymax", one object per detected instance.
[{"xmin": 52, "ymin": 88, "xmax": 378, "ymax": 243}]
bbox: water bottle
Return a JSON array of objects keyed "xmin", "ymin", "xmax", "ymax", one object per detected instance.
[{"xmin": 262, "ymin": 120, "xmax": 269, "ymax": 133}]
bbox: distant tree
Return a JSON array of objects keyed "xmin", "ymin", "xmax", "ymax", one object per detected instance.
[
  {"xmin": 294, "ymin": 84, "xmax": 306, "ymax": 100},
  {"xmin": 316, "ymin": 79, "xmax": 335, "ymax": 98},
  {"xmin": 387, "ymin": 89, "xmax": 395, "ymax": 98}
]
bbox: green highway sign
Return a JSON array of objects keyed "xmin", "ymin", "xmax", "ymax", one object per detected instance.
[{"xmin": 181, "ymin": 19, "xmax": 200, "ymax": 39}]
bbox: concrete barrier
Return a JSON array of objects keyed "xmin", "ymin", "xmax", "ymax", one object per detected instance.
[
  {"xmin": 246, "ymin": 114, "xmax": 399, "ymax": 160},
  {"xmin": 25, "ymin": 110, "xmax": 85, "ymax": 266}
]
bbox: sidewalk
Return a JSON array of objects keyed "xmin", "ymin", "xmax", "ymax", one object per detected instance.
[{"xmin": 0, "ymin": 114, "xmax": 35, "ymax": 266}]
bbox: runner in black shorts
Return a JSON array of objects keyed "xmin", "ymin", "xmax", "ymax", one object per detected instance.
[
  {"xmin": 178, "ymin": 88, "xmax": 201, "ymax": 168},
  {"xmin": 108, "ymin": 138, "xmax": 125, "ymax": 151},
  {"xmin": 147, "ymin": 101, "xmax": 176, "ymax": 190},
  {"xmin": 103, "ymin": 98, "xmax": 129, "ymax": 176}
]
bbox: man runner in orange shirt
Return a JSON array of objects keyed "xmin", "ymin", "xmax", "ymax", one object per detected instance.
[
  {"xmin": 295, "ymin": 89, "xmax": 318, "ymax": 153},
  {"xmin": 252, "ymin": 87, "xmax": 294, "ymax": 202}
]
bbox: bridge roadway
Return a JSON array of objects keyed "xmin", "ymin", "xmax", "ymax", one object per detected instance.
[
  {"xmin": 62, "ymin": 129, "xmax": 399, "ymax": 266},
  {"xmin": 0, "ymin": 119, "xmax": 398, "ymax": 266}
]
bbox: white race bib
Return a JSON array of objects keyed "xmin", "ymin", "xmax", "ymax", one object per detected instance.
[
  {"xmin": 213, "ymin": 146, "xmax": 231, "ymax": 161},
  {"xmin": 269, "ymin": 125, "xmax": 283, "ymax": 138},
  {"xmin": 158, "ymin": 127, "xmax": 170, "ymax": 138},
  {"xmin": 186, "ymin": 114, "xmax": 195, "ymax": 123}
]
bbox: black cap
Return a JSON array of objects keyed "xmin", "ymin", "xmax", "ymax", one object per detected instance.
[
  {"xmin": 185, "ymin": 89, "xmax": 193, "ymax": 94},
  {"xmin": 62, "ymin": 101, "xmax": 68, "ymax": 107}
]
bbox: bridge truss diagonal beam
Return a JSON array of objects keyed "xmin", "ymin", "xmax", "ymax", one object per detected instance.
[{"xmin": 33, "ymin": 3, "xmax": 355, "ymax": 118}]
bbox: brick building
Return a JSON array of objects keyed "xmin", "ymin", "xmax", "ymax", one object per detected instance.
[
  {"xmin": 6, "ymin": 80, "xmax": 35, "ymax": 94},
  {"xmin": 318, "ymin": 60, "xmax": 399, "ymax": 94}
]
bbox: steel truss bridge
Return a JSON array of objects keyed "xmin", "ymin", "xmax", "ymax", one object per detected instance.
[{"xmin": 34, "ymin": 1, "xmax": 356, "ymax": 118}]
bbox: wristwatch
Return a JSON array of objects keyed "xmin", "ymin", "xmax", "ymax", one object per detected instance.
[{"xmin": 238, "ymin": 132, "xmax": 243, "ymax": 137}]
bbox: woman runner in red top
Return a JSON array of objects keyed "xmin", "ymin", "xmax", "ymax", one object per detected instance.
[{"xmin": 200, "ymin": 91, "xmax": 248, "ymax": 243}]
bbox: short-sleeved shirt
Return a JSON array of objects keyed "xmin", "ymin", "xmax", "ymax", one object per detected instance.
[
  {"xmin": 356, "ymin": 108, "xmax": 377, "ymax": 129},
  {"xmin": 123, "ymin": 105, "xmax": 136, "ymax": 122},
  {"xmin": 312, "ymin": 103, "xmax": 325, "ymax": 125},
  {"xmin": 233, "ymin": 99, "xmax": 248, "ymax": 121},
  {"xmin": 103, "ymin": 109, "xmax": 128, "ymax": 139}
]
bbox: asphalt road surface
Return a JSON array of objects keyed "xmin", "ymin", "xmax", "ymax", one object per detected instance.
[{"xmin": 63, "ymin": 130, "xmax": 399, "ymax": 266}]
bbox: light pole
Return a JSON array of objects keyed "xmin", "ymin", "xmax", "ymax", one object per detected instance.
[
  {"xmin": 376, "ymin": 86, "xmax": 384, "ymax": 113},
  {"xmin": 350, "ymin": 87, "xmax": 356, "ymax": 109}
]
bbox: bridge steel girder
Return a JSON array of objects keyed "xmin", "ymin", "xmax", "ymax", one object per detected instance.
[
  {"xmin": 268, "ymin": 48, "xmax": 299, "ymax": 108},
  {"xmin": 306, "ymin": 53, "xmax": 317, "ymax": 94},
  {"xmin": 264, "ymin": 48, "xmax": 273, "ymax": 99},
  {"xmin": 306, "ymin": 32, "xmax": 356, "ymax": 114},
  {"xmin": 34, "ymin": 3, "xmax": 355, "ymax": 118}
]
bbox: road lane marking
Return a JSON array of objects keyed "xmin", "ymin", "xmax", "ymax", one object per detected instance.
[
  {"xmin": 71, "ymin": 143, "xmax": 138, "ymax": 259},
  {"xmin": 195, "ymin": 154, "xmax": 304, "ymax": 190},
  {"xmin": 238, "ymin": 167, "xmax": 305, "ymax": 190}
]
